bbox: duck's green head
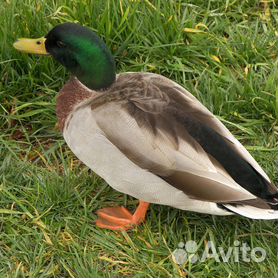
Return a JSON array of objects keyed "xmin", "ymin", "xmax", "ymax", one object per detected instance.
[{"xmin": 13, "ymin": 23, "xmax": 116, "ymax": 90}]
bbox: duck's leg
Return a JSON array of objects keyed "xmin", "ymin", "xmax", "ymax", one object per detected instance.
[{"xmin": 96, "ymin": 200, "xmax": 150, "ymax": 231}]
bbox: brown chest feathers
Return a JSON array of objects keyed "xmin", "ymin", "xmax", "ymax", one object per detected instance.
[
  {"xmin": 56, "ymin": 77, "xmax": 97, "ymax": 131},
  {"xmin": 56, "ymin": 73, "xmax": 148, "ymax": 131}
]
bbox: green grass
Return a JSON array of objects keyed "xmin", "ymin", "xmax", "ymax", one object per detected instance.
[{"xmin": 0, "ymin": 0, "xmax": 277, "ymax": 277}]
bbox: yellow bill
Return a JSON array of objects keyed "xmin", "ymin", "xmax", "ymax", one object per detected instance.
[{"xmin": 13, "ymin": 37, "xmax": 48, "ymax": 55}]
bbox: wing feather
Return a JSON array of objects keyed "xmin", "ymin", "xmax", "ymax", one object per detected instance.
[
  {"xmin": 89, "ymin": 72, "xmax": 276, "ymax": 203},
  {"xmin": 93, "ymin": 102, "xmax": 255, "ymax": 202}
]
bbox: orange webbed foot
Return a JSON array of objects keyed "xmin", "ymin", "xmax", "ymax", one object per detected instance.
[{"xmin": 96, "ymin": 201, "xmax": 150, "ymax": 231}]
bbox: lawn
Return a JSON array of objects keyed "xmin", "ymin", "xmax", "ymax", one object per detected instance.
[{"xmin": 0, "ymin": 0, "xmax": 277, "ymax": 277}]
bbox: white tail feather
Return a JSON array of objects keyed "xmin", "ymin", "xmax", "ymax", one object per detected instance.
[{"xmin": 223, "ymin": 204, "xmax": 278, "ymax": 220}]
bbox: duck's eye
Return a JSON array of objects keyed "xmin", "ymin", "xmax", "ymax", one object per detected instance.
[{"xmin": 57, "ymin": 41, "xmax": 66, "ymax": 48}]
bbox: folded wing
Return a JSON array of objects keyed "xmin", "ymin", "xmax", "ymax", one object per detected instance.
[{"xmin": 90, "ymin": 73, "xmax": 277, "ymax": 205}]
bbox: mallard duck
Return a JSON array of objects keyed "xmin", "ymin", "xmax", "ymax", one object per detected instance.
[{"xmin": 14, "ymin": 23, "xmax": 278, "ymax": 230}]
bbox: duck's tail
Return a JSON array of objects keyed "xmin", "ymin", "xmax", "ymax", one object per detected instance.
[
  {"xmin": 222, "ymin": 204, "xmax": 278, "ymax": 220},
  {"xmin": 219, "ymin": 193, "xmax": 278, "ymax": 220}
]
